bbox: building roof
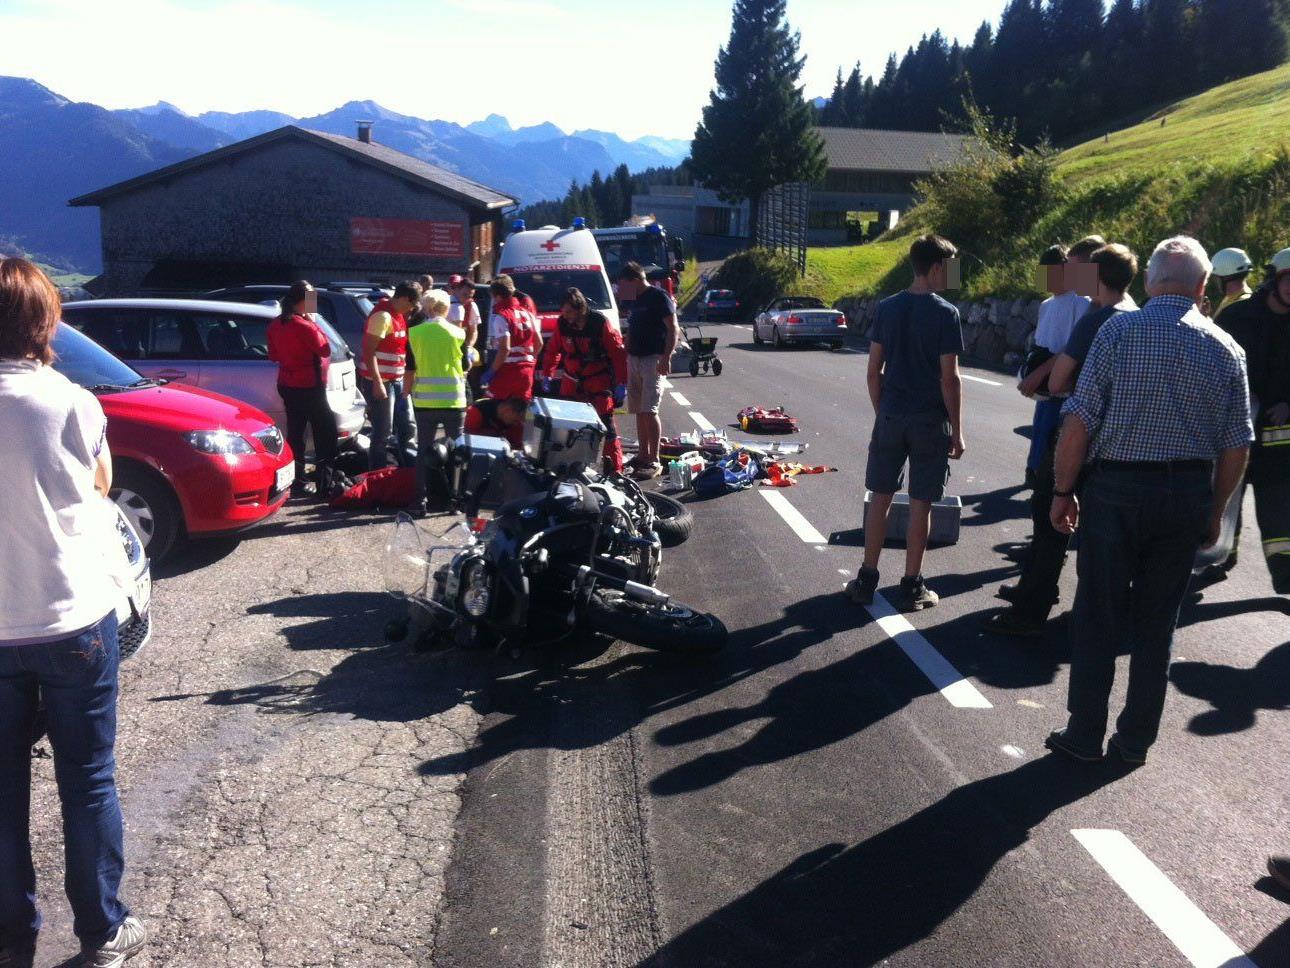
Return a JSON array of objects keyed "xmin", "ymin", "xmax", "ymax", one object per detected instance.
[
  {"xmin": 815, "ymin": 127, "xmax": 974, "ymax": 174},
  {"xmin": 69, "ymin": 125, "xmax": 517, "ymax": 210}
]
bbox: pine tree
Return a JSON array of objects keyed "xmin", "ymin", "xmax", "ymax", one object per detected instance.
[
  {"xmin": 841, "ymin": 63, "xmax": 866, "ymax": 126},
  {"xmin": 690, "ymin": 0, "xmax": 826, "ymax": 242},
  {"xmin": 821, "ymin": 68, "xmax": 845, "ymax": 125}
]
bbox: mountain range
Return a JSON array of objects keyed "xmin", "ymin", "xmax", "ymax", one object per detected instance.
[{"xmin": 0, "ymin": 76, "xmax": 691, "ymax": 273}]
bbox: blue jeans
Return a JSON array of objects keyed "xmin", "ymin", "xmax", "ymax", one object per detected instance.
[
  {"xmin": 1027, "ymin": 397, "xmax": 1063, "ymax": 472},
  {"xmin": 1064, "ymin": 466, "xmax": 1212, "ymax": 755},
  {"xmin": 0, "ymin": 612, "xmax": 130, "ymax": 948},
  {"xmin": 360, "ymin": 377, "xmax": 415, "ymax": 470}
]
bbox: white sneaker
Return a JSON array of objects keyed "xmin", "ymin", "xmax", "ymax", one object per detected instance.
[{"xmin": 84, "ymin": 916, "xmax": 147, "ymax": 968}]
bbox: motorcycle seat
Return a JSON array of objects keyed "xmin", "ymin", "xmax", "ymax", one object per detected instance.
[{"xmin": 545, "ymin": 479, "xmax": 601, "ymax": 522}]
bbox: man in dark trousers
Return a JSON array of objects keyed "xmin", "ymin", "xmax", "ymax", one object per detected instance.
[
  {"xmin": 984, "ymin": 243, "xmax": 1139, "ymax": 636},
  {"xmin": 847, "ymin": 234, "xmax": 965, "ymax": 612},
  {"xmin": 1211, "ymin": 247, "xmax": 1290, "ymax": 593},
  {"xmin": 1045, "ymin": 236, "xmax": 1251, "ymax": 765}
]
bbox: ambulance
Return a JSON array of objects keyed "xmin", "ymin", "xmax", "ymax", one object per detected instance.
[{"xmin": 495, "ymin": 218, "xmax": 619, "ymax": 339}]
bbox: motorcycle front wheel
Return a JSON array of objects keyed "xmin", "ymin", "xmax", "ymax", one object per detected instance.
[
  {"xmin": 585, "ymin": 590, "xmax": 727, "ymax": 653},
  {"xmin": 643, "ymin": 491, "xmax": 693, "ymax": 547}
]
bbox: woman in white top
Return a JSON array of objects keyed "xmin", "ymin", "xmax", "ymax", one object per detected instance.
[{"xmin": 0, "ymin": 259, "xmax": 147, "ymax": 966}]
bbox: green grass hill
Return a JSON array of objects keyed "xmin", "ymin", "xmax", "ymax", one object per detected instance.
[{"xmin": 806, "ymin": 62, "xmax": 1290, "ymax": 304}]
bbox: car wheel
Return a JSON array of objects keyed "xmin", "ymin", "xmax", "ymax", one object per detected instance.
[
  {"xmin": 752, "ymin": 322, "xmax": 763, "ymax": 345},
  {"xmin": 111, "ymin": 463, "xmax": 183, "ymax": 561},
  {"xmin": 773, "ymin": 327, "xmax": 785, "ymax": 348}
]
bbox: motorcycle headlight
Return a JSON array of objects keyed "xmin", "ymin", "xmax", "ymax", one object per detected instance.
[
  {"xmin": 461, "ymin": 564, "xmax": 492, "ymax": 618},
  {"xmin": 186, "ymin": 429, "xmax": 254, "ymax": 455}
]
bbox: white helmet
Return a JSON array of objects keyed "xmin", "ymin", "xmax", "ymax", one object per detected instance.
[
  {"xmin": 1212, "ymin": 247, "xmax": 1254, "ymax": 278},
  {"xmin": 1269, "ymin": 247, "xmax": 1290, "ymax": 277}
]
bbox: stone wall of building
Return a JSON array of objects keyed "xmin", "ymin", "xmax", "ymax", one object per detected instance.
[
  {"xmin": 96, "ymin": 139, "xmax": 477, "ymax": 291},
  {"xmin": 836, "ymin": 293, "xmax": 1044, "ymax": 370}
]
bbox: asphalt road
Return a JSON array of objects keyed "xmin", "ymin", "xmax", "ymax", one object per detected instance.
[
  {"xmin": 27, "ymin": 502, "xmax": 485, "ymax": 968},
  {"xmin": 435, "ymin": 323, "xmax": 1290, "ymax": 967}
]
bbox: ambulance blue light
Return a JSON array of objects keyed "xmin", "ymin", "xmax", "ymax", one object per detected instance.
[
  {"xmin": 511, "ymin": 219, "xmax": 526, "ymax": 232},
  {"xmin": 572, "ymin": 217, "xmax": 587, "ymax": 229},
  {"xmin": 646, "ymin": 222, "xmax": 663, "ymax": 235}
]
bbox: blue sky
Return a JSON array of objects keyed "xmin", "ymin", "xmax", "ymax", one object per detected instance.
[{"xmin": 0, "ymin": 0, "xmax": 1003, "ymax": 139}]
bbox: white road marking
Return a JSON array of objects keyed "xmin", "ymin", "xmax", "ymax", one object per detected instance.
[
  {"xmin": 1001, "ymin": 744, "xmax": 1025, "ymax": 758},
  {"xmin": 963, "ymin": 374, "xmax": 1003, "ymax": 386},
  {"xmin": 689, "ymin": 411, "xmax": 716, "ymax": 432},
  {"xmin": 759, "ymin": 490, "xmax": 827, "ymax": 544},
  {"xmin": 659, "ymin": 376, "xmax": 672, "ymax": 389},
  {"xmin": 670, "ymin": 392, "xmax": 691, "ymax": 407},
  {"xmin": 865, "ymin": 593, "xmax": 993, "ymax": 709},
  {"xmin": 1072, "ymin": 830, "xmax": 1256, "ymax": 968}
]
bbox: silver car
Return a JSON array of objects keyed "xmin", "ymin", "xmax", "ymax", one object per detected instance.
[
  {"xmin": 752, "ymin": 296, "xmax": 848, "ymax": 350},
  {"xmin": 62, "ymin": 299, "xmax": 366, "ymax": 446}
]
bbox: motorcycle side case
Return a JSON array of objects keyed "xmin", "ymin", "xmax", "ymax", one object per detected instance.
[
  {"xmin": 452, "ymin": 434, "xmax": 513, "ymax": 510},
  {"xmin": 524, "ymin": 397, "xmax": 606, "ymax": 474}
]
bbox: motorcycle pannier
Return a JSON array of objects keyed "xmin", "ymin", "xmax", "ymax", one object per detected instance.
[{"xmin": 524, "ymin": 397, "xmax": 606, "ymax": 473}]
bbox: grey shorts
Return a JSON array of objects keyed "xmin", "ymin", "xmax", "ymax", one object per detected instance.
[
  {"xmin": 627, "ymin": 354, "xmax": 664, "ymax": 414},
  {"xmin": 865, "ymin": 410, "xmax": 952, "ymax": 502}
]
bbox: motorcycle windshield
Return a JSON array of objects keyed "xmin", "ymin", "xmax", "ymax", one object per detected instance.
[{"xmin": 384, "ymin": 514, "xmax": 474, "ymax": 599}]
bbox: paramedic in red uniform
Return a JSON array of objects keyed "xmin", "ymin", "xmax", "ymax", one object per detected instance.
[
  {"xmin": 540, "ymin": 287, "xmax": 629, "ymax": 473},
  {"xmin": 359, "ymin": 280, "xmax": 421, "ymax": 470},
  {"xmin": 483, "ymin": 274, "xmax": 542, "ymax": 400}
]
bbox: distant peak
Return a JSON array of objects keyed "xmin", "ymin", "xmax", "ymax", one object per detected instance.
[
  {"xmin": 0, "ymin": 75, "xmax": 69, "ymax": 109},
  {"xmin": 134, "ymin": 100, "xmax": 191, "ymax": 117}
]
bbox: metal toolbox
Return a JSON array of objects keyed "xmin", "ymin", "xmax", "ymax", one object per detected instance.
[
  {"xmin": 524, "ymin": 397, "xmax": 606, "ymax": 473},
  {"xmin": 863, "ymin": 491, "xmax": 963, "ymax": 546}
]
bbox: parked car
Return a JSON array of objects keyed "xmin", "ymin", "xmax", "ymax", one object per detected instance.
[
  {"xmin": 752, "ymin": 296, "xmax": 848, "ymax": 349},
  {"xmin": 50, "ymin": 323, "xmax": 294, "ymax": 560},
  {"xmin": 111, "ymin": 501, "xmax": 153, "ymax": 659},
  {"xmin": 62, "ymin": 298, "xmax": 366, "ymax": 448},
  {"xmin": 205, "ymin": 284, "xmax": 383, "ymax": 354},
  {"xmin": 697, "ymin": 289, "xmax": 741, "ymax": 322}
]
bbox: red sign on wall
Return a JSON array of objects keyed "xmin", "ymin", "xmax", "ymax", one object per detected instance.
[{"xmin": 349, "ymin": 217, "xmax": 464, "ymax": 258}]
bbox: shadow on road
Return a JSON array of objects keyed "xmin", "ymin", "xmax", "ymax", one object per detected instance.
[
  {"xmin": 1169, "ymin": 640, "xmax": 1290, "ymax": 736},
  {"xmin": 641, "ymin": 755, "xmax": 1132, "ymax": 968},
  {"xmin": 960, "ymin": 483, "xmax": 1029, "ymax": 528}
]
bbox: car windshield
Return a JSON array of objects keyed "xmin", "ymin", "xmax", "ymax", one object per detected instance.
[
  {"xmin": 710, "ymin": 290, "xmax": 735, "ymax": 299},
  {"xmin": 507, "ymin": 270, "xmax": 612, "ymax": 313},
  {"xmin": 595, "ymin": 235, "xmax": 670, "ymax": 280},
  {"xmin": 353, "ymin": 294, "xmax": 376, "ymax": 316},
  {"xmin": 781, "ymin": 297, "xmax": 827, "ymax": 310},
  {"xmin": 51, "ymin": 323, "xmax": 147, "ymax": 390}
]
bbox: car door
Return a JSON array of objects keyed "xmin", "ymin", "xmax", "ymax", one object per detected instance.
[
  {"xmin": 189, "ymin": 310, "xmax": 284, "ymax": 427},
  {"xmin": 110, "ymin": 308, "xmax": 206, "ymax": 389}
]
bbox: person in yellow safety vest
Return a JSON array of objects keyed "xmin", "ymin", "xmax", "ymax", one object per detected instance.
[
  {"xmin": 404, "ymin": 289, "xmax": 469, "ymax": 512},
  {"xmin": 1212, "ymin": 247, "xmax": 1256, "ymax": 322}
]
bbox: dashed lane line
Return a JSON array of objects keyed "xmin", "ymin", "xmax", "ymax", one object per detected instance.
[
  {"xmin": 689, "ymin": 411, "xmax": 716, "ymax": 433},
  {"xmin": 1072, "ymin": 830, "xmax": 1257, "ymax": 968},
  {"xmin": 865, "ymin": 593, "xmax": 993, "ymax": 709},
  {"xmin": 659, "ymin": 376, "xmax": 673, "ymax": 389},
  {"xmin": 759, "ymin": 490, "xmax": 827, "ymax": 545},
  {"xmin": 963, "ymin": 374, "xmax": 1003, "ymax": 386},
  {"xmin": 670, "ymin": 392, "xmax": 691, "ymax": 407}
]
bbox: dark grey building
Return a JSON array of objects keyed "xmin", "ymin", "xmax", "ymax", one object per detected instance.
[
  {"xmin": 809, "ymin": 127, "xmax": 974, "ymax": 243},
  {"xmin": 70, "ymin": 124, "xmax": 516, "ymax": 294}
]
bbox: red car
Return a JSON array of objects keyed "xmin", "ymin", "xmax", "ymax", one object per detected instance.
[{"xmin": 52, "ymin": 323, "xmax": 294, "ymax": 560}]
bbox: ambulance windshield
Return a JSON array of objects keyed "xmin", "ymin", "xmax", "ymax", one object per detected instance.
[{"xmin": 508, "ymin": 270, "xmax": 613, "ymax": 313}]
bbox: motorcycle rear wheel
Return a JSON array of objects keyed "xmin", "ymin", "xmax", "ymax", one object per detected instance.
[
  {"xmin": 585, "ymin": 590, "xmax": 727, "ymax": 653},
  {"xmin": 643, "ymin": 491, "xmax": 693, "ymax": 547}
]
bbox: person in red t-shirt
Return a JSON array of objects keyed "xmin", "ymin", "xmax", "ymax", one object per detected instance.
[
  {"xmin": 267, "ymin": 280, "xmax": 337, "ymax": 493},
  {"xmin": 464, "ymin": 396, "xmax": 526, "ymax": 450},
  {"xmin": 483, "ymin": 275, "xmax": 542, "ymax": 400}
]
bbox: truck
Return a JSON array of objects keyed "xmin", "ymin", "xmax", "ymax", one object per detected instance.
[{"xmin": 590, "ymin": 218, "xmax": 686, "ymax": 296}]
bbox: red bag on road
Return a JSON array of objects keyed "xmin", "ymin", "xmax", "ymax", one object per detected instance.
[
  {"xmin": 329, "ymin": 467, "xmax": 417, "ymax": 510},
  {"xmin": 737, "ymin": 406, "xmax": 799, "ymax": 434}
]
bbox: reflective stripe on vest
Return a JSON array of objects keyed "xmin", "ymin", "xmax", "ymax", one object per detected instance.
[
  {"xmin": 1260, "ymin": 424, "xmax": 1290, "ymax": 447},
  {"xmin": 357, "ymin": 300, "xmax": 408, "ymax": 381},
  {"xmin": 406, "ymin": 319, "xmax": 467, "ymax": 409}
]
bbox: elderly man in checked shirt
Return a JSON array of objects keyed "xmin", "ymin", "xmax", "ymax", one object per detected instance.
[{"xmin": 1043, "ymin": 236, "xmax": 1253, "ymax": 766}]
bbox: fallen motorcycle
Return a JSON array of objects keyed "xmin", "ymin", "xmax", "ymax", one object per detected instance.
[{"xmin": 384, "ymin": 400, "xmax": 725, "ymax": 655}]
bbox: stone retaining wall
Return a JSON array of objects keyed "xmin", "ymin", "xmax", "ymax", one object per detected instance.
[{"xmin": 836, "ymin": 294, "xmax": 1046, "ymax": 370}]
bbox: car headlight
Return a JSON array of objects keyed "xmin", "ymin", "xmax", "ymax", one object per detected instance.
[
  {"xmin": 186, "ymin": 429, "xmax": 254, "ymax": 455},
  {"xmin": 461, "ymin": 564, "xmax": 492, "ymax": 618}
]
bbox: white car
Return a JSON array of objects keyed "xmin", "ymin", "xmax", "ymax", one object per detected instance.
[
  {"xmin": 112, "ymin": 501, "xmax": 153, "ymax": 660},
  {"xmin": 752, "ymin": 296, "xmax": 848, "ymax": 350},
  {"xmin": 62, "ymin": 299, "xmax": 366, "ymax": 448}
]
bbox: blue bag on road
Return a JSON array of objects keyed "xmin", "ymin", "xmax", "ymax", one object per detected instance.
[{"xmin": 692, "ymin": 451, "xmax": 763, "ymax": 498}]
